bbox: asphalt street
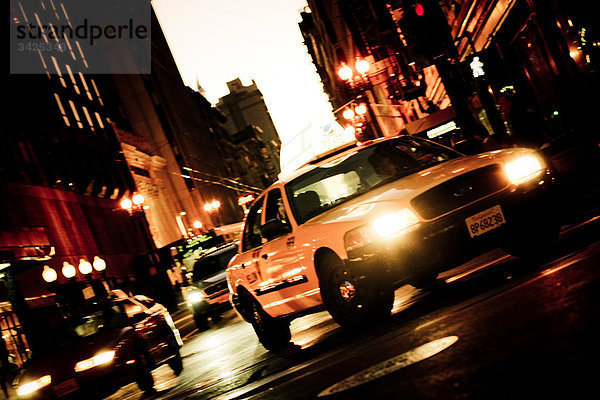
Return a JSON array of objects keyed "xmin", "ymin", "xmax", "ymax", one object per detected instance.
[{"xmin": 102, "ymin": 213, "xmax": 600, "ymax": 400}]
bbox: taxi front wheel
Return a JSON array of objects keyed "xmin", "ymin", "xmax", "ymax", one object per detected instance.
[
  {"xmin": 319, "ymin": 253, "xmax": 394, "ymax": 328},
  {"xmin": 247, "ymin": 298, "xmax": 291, "ymax": 351}
]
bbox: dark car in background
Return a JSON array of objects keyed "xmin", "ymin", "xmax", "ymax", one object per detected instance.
[
  {"xmin": 186, "ymin": 242, "xmax": 238, "ymax": 329},
  {"xmin": 14, "ymin": 294, "xmax": 183, "ymax": 399}
]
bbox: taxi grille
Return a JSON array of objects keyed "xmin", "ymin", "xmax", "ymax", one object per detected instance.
[
  {"xmin": 204, "ymin": 281, "xmax": 228, "ymax": 296},
  {"xmin": 411, "ymin": 164, "xmax": 508, "ymax": 219}
]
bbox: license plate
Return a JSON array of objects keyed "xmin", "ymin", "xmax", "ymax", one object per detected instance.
[
  {"xmin": 53, "ymin": 378, "xmax": 79, "ymax": 397},
  {"xmin": 465, "ymin": 205, "xmax": 506, "ymax": 238}
]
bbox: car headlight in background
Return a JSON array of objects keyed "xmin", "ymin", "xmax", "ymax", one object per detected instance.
[
  {"xmin": 74, "ymin": 350, "xmax": 115, "ymax": 373},
  {"xmin": 187, "ymin": 291, "xmax": 206, "ymax": 305},
  {"xmin": 344, "ymin": 208, "xmax": 421, "ymax": 253},
  {"xmin": 17, "ymin": 375, "xmax": 52, "ymax": 396},
  {"xmin": 504, "ymin": 154, "xmax": 544, "ymax": 184}
]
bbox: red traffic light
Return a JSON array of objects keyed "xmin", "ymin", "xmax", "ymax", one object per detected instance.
[{"xmin": 415, "ymin": 3, "xmax": 425, "ymax": 16}]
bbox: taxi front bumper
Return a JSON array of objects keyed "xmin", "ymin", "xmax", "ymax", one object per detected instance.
[{"xmin": 345, "ymin": 169, "xmax": 560, "ymax": 288}]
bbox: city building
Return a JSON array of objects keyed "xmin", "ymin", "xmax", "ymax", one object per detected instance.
[
  {"xmin": 443, "ymin": 0, "xmax": 596, "ymax": 147},
  {"xmin": 299, "ymin": 1, "xmax": 455, "ymax": 142},
  {"xmin": 216, "ymin": 78, "xmax": 282, "ymax": 179},
  {"xmin": 4, "ymin": 1, "xmax": 176, "ymax": 361},
  {"xmin": 300, "ymin": 0, "xmax": 596, "ymax": 149}
]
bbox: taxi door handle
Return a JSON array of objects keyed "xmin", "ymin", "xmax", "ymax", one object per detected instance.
[{"xmin": 261, "ymin": 254, "xmax": 268, "ymax": 260}]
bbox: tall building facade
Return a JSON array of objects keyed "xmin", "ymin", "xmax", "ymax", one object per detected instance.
[
  {"xmin": 4, "ymin": 0, "xmax": 175, "ymax": 359},
  {"xmin": 112, "ymin": 11, "xmax": 250, "ymax": 239},
  {"xmin": 216, "ymin": 79, "xmax": 282, "ymax": 180},
  {"xmin": 299, "ymin": 2, "xmax": 453, "ymax": 141},
  {"xmin": 300, "ymin": 0, "xmax": 596, "ymax": 148}
]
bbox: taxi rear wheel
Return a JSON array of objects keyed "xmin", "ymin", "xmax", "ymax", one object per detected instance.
[
  {"xmin": 246, "ymin": 298, "xmax": 291, "ymax": 351},
  {"xmin": 319, "ymin": 253, "xmax": 394, "ymax": 328},
  {"xmin": 194, "ymin": 314, "xmax": 209, "ymax": 331}
]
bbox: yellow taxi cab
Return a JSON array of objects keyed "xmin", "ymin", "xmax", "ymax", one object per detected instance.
[{"xmin": 226, "ymin": 135, "xmax": 560, "ymax": 350}]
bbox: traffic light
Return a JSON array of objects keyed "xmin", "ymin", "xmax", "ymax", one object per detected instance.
[{"xmin": 397, "ymin": 0, "xmax": 452, "ymax": 68}]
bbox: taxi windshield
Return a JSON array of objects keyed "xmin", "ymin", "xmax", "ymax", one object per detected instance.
[{"xmin": 286, "ymin": 137, "xmax": 459, "ymax": 224}]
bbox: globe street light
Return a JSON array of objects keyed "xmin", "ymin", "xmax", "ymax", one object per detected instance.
[
  {"xmin": 62, "ymin": 261, "xmax": 76, "ymax": 279},
  {"xmin": 338, "ymin": 63, "xmax": 353, "ymax": 81},
  {"xmin": 355, "ymin": 59, "xmax": 370, "ymax": 75},
  {"xmin": 78, "ymin": 259, "xmax": 93, "ymax": 275},
  {"xmin": 42, "ymin": 265, "xmax": 57, "ymax": 283},
  {"xmin": 120, "ymin": 193, "xmax": 146, "ymax": 215},
  {"xmin": 93, "ymin": 256, "xmax": 106, "ymax": 272},
  {"xmin": 342, "ymin": 103, "xmax": 370, "ymax": 142}
]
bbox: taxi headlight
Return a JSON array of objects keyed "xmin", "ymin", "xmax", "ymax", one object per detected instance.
[
  {"xmin": 504, "ymin": 154, "xmax": 544, "ymax": 184},
  {"xmin": 17, "ymin": 375, "xmax": 52, "ymax": 396},
  {"xmin": 344, "ymin": 208, "xmax": 420, "ymax": 253},
  {"xmin": 371, "ymin": 209, "xmax": 420, "ymax": 238},
  {"xmin": 187, "ymin": 291, "xmax": 205, "ymax": 305},
  {"xmin": 344, "ymin": 225, "xmax": 372, "ymax": 253},
  {"xmin": 74, "ymin": 350, "xmax": 115, "ymax": 373}
]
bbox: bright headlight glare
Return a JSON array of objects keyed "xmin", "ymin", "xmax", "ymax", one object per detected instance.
[
  {"xmin": 74, "ymin": 350, "xmax": 115, "ymax": 373},
  {"xmin": 187, "ymin": 291, "xmax": 205, "ymax": 304},
  {"xmin": 17, "ymin": 375, "xmax": 52, "ymax": 396},
  {"xmin": 371, "ymin": 209, "xmax": 420, "ymax": 238},
  {"xmin": 504, "ymin": 155, "xmax": 544, "ymax": 184}
]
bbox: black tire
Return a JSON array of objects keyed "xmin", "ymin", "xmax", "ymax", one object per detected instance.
[
  {"xmin": 194, "ymin": 314, "xmax": 209, "ymax": 331},
  {"xmin": 319, "ymin": 253, "xmax": 394, "ymax": 328},
  {"xmin": 135, "ymin": 350, "xmax": 155, "ymax": 393},
  {"xmin": 244, "ymin": 296, "xmax": 291, "ymax": 351},
  {"xmin": 167, "ymin": 347, "xmax": 183, "ymax": 375}
]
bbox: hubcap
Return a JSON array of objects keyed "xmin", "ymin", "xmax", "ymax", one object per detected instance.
[{"xmin": 338, "ymin": 280, "xmax": 356, "ymax": 301}]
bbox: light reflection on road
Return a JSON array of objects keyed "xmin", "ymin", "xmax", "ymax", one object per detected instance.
[{"xmin": 103, "ymin": 247, "xmax": 539, "ymax": 400}]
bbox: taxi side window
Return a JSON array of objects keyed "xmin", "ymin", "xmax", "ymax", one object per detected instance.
[
  {"xmin": 264, "ymin": 189, "xmax": 290, "ymax": 228},
  {"xmin": 242, "ymin": 198, "xmax": 265, "ymax": 252}
]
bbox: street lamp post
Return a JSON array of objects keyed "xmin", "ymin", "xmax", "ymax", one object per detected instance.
[
  {"xmin": 337, "ymin": 58, "xmax": 382, "ymax": 140},
  {"xmin": 204, "ymin": 200, "xmax": 222, "ymax": 227}
]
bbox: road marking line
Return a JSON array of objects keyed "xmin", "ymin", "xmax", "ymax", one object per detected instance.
[
  {"xmin": 445, "ymin": 254, "xmax": 513, "ymax": 283},
  {"xmin": 317, "ymin": 336, "xmax": 459, "ymax": 397},
  {"xmin": 182, "ymin": 328, "xmax": 199, "ymax": 341}
]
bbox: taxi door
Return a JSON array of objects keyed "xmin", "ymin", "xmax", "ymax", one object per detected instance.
[
  {"xmin": 254, "ymin": 188, "xmax": 305, "ymax": 317},
  {"xmin": 234, "ymin": 195, "xmax": 268, "ymax": 302}
]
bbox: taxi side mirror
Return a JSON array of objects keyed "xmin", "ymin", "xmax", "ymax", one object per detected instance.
[{"xmin": 260, "ymin": 219, "xmax": 291, "ymax": 241}]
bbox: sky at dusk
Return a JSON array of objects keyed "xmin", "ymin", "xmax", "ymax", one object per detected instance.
[{"xmin": 151, "ymin": 0, "xmax": 334, "ymax": 144}]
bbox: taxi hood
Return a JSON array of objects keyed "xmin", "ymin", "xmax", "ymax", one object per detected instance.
[{"xmin": 302, "ymin": 148, "xmax": 536, "ymax": 226}]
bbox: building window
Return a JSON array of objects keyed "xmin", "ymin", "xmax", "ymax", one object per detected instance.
[
  {"xmin": 53, "ymin": 93, "xmax": 70, "ymax": 126},
  {"xmin": 37, "ymin": 50, "xmax": 50, "ymax": 78},
  {"xmin": 75, "ymin": 41, "xmax": 88, "ymax": 68},
  {"xmin": 82, "ymin": 106, "xmax": 94, "ymax": 131},
  {"xmin": 65, "ymin": 64, "xmax": 80, "ymax": 94},
  {"xmin": 50, "ymin": 56, "xmax": 66, "ymax": 87},
  {"xmin": 79, "ymin": 72, "xmax": 93, "ymax": 100},
  {"xmin": 63, "ymin": 34, "xmax": 77, "ymax": 61},
  {"xmin": 94, "ymin": 112, "xmax": 105, "ymax": 129},
  {"xmin": 68, "ymin": 100, "xmax": 84, "ymax": 128},
  {"xmin": 34, "ymin": 13, "xmax": 48, "ymax": 44},
  {"xmin": 90, "ymin": 79, "xmax": 103, "ymax": 105}
]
